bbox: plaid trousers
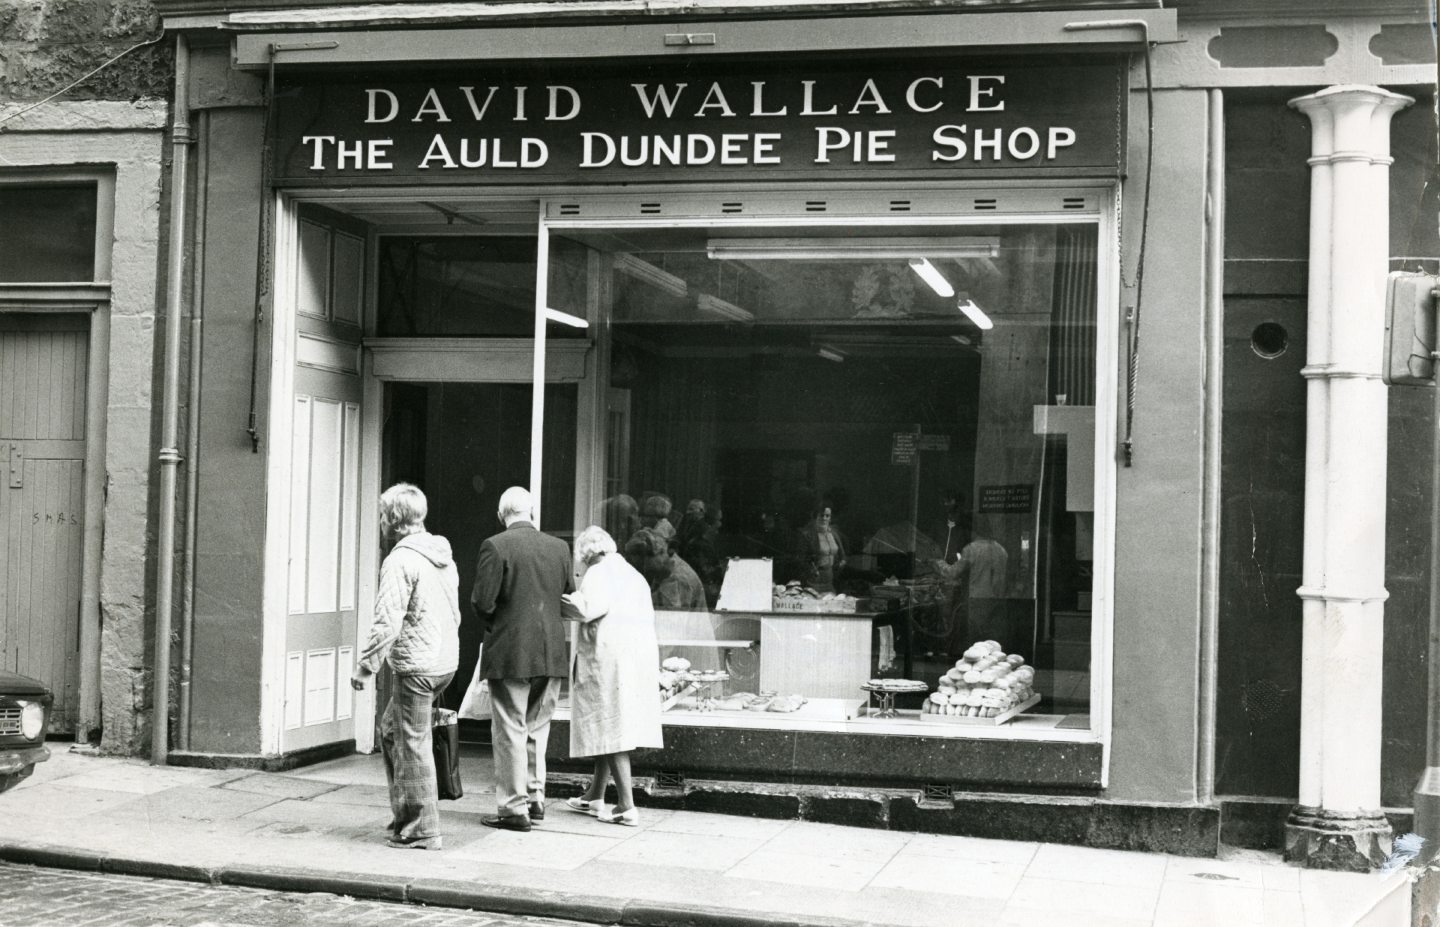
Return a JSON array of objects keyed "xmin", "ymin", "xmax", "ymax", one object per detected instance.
[{"xmin": 380, "ymin": 671, "xmax": 454, "ymax": 844}]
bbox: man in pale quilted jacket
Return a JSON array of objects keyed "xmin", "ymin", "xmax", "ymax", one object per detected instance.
[{"xmin": 351, "ymin": 483, "xmax": 461, "ymax": 849}]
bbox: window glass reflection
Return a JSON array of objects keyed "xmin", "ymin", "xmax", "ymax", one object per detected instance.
[
  {"xmin": 0, "ymin": 184, "xmax": 97, "ymax": 282},
  {"xmin": 566, "ymin": 223, "xmax": 1097, "ymax": 730},
  {"xmin": 377, "ymin": 236, "xmax": 586, "ymax": 338}
]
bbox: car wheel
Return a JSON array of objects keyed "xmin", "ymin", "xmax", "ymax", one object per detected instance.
[{"xmin": 0, "ymin": 767, "xmax": 33, "ymax": 793}]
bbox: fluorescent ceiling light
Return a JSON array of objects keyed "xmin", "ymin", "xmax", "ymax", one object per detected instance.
[
  {"xmin": 816, "ymin": 346, "xmax": 846, "ymax": 363},
  {"xmin": 544, "ymin": 307, "xmax": 589, "ymax": 329},
  {"xmin": 907, "ymin": 258, "xmax": 955, "ymax": 298},
  {"xmin": 696, "ymin": 293, "xmax": 754, "ymax": 322},
  {"xmin": 614, "ymin": 253, "xmax": 688, "ymax": 298},
  {"xmin": 957, "ymin": 298, "xmax": 994, "ymax": 331},
  {"xmin": 707, "ymin": 236, "xmax": 1000, "ymax": 261}
]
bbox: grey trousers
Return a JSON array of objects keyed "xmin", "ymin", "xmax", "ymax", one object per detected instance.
[{"xmin": 488, "ymin": 676, "xmax": 562, "ymax": 818}]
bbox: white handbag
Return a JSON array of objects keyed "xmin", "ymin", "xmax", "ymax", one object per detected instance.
[{"xmin": 457, "ymin": 645, "xmax": 492, "ymax": 721}]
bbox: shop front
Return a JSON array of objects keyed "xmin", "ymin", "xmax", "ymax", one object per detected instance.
[{"xmin": 169, "ymin": 3, "xmax": 1245, "ymax": 851}]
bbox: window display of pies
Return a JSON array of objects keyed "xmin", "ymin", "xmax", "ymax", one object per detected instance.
[
  {"xmin": 921, "ymin": 639, "xmax": 1038, "ymax": 719},
  {"xmin": 861, "ymin": 678, "xmax": 929, "ymax": 693}
]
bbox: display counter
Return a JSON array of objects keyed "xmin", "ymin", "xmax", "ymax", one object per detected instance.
[
  {"xmin": 654, "ymin": 606, "xmax": 883, "ymax": 700},
  {"xmin": 753, "ymin": 609, "xmax": 878, "ymax": 699}
]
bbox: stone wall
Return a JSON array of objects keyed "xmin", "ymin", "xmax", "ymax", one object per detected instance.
[
  {"xmin": 1, "ymin": 0, "xmax": 171, "ymax": 755},
  {"xmin": 0, "ymin": 0, "xmax": 170, "ymax": 103}
]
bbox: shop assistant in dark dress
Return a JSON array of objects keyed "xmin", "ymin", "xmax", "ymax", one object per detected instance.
[{"xmin": 470, "ymin": 486, "xmax": 574, "ymax": 832}]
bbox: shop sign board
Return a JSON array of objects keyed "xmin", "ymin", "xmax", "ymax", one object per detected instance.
[
  {"xmin": 272, "ymin": 57, "xmax": 1123, "ymax": 186},
  {"xmin": 891, "ymin": 432, "xmax": 953, "ymax": 464},
  {"xmin": 978, "ymin": 483, "xmax": 1035, "ymax": 514},
  {"xmin": 891, "ymin": 432, "xmax": 918, "ymax": 465}
]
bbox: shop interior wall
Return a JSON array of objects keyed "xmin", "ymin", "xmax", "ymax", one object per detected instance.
[
  {"xmin": 1106, "ymin": 87, "xmax": 1210, "ymax": 804},
  {"xmin": 185, "ymin": 62, "xmax": 270, "ymax": 753},
  {"xmin": 1216, "ymin": 89, "xmax": 1437, "ymax": 808},
  {"xmin": 384, "ymin": 382, "xmax": 578, "ymax": 705}
]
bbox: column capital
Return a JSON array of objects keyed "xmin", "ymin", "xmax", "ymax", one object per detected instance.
[
  {"xmin": 1288, "ymin": 84, "xmax": 1415, "ymax": 115},
  {"xmin": 1288, "ymin": 85, "xmax": 1414, "ymax": 162}
]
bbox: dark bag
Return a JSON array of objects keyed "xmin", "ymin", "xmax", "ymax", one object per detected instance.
[{"xmin": 432, "ymin": 706, "xmax": 463, "ymax": 800}]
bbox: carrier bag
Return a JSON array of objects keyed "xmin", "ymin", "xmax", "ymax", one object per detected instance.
[
  {"xmin": 432, "ymin": 707, "xmax": 463, "ymax": 800},
  {"xmin": 457, "ymin": 646, "xmax": 492, "ymax": 721}
]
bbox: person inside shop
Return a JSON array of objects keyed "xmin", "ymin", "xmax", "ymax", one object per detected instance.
[
  {"xmin": 560, "ymin": 525, "xmax": 664, "ymax": 827},
  {"xmin": 350, "ymin": 483, "xmax": 461, "ymax": 850},
  {"xmin": 624, "ymin": 526, "xmax": 707, "ymax": 611},
  {"xmin": 677, "ymin": 500, "xmax": 725, "ymax": 606},
  {"xmin": 794, "ymin": 501, "xmax": 848, "ymax": 594},
  {"xmin": 934, "ymin": 513, "xmax": 1010, "ymax": 654},
  {"xmin": 937, "ymin": 489, "xmax": 967, "ymax": 569},
  {"xmin": 638, "ymin": 492, "xmax": 677, "ymax": 546},
  {"xmin": 599, "ymin": 493, "xmax": 641, "ymax": 550},
  {"xmin": 675, "ymin": 498, "xmax": 707, "ymax": 546}
]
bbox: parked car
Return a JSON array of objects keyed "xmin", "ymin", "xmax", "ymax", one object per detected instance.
[{"xmin": 0, "ymin": 671, "xmax": 51, "ymax": 793}]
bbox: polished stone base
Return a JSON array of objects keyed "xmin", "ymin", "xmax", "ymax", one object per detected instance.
[
  {"xmin": 548, "ymin": 771, "xmax": 1222, "ymax": 856},
  {"xmin": 1284, "ymin": 806, "xmax": 1393, "ymax": 871}
]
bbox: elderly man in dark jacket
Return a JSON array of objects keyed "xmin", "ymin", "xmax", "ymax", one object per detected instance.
[{"xmin": 470, "ymin": 486, "xmax": 574, "ymax": 832}]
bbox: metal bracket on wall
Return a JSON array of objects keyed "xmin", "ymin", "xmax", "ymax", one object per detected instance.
[
  {"xmin": 7, "ymin": 444, "xmax": 22, "ymax": 488},
  {"xmin": 663, "ymin": 33, "xmax": 716, "ymax": 46}
]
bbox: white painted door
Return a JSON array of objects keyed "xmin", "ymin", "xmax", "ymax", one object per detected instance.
[
  {"xmin": 280, "ymin": 208, "xmax": 366, "ymax": 752},
  {"xmin": 0, "ymin": 315, "xmax": 88, "ymax": 731}
]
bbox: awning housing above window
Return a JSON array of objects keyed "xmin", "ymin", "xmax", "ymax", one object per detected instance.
[{"xmin": 225, "ymin": 7, "xmax": 1177, "ymax": 68}]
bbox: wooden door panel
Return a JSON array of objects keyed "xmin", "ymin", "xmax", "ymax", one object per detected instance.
[{"xmin": 0, "ymin": 321, "xmax": 88, "ymax": 732}]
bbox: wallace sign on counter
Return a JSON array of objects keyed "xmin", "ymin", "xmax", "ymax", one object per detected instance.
[{"xmin": 272, "ymin": 57, "xmax": 1124, "ymax": 185}]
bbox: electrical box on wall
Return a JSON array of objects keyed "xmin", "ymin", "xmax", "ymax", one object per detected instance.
[{"xmin": 1384, "ymin": 271, "xmax": 1440, "ymax": 386}]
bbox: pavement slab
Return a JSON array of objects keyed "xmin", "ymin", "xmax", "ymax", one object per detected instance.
[
  {"xmin": 0, "ymin": 748, "xmax": 1411, "ymax": 927},
  {"xmin": 103, "ymin": 784, "xmax": 285, "ymax": 825},
  {"xmin": 869, "ymin": 851, "xmax": 1027, "ymax": 899},
  {"xmin": 1028, "ymin": 842, "xmax": 1170, "ymax": 888},
  {"xmin": 308, "ymin": 783, "xmax": 393, "ymax": 807},
  {"xmin": 451, "ymin": 829, "xmax": 624, "ymax": 870},
  {"xmin": 218, "ymin": 773, "xmax": 344, "ymax": 801}
]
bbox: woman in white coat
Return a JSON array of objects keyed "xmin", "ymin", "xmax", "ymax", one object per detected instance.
[{"xmin": 560, "ymin": 525, "xmax": 664, "ymax": 826}]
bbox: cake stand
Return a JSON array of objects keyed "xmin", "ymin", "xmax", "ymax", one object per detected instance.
[
  {"xmin": 683, "ymin": 671, "xmax": 731, "ymax": 712},
  {"xmin": 860, "ymin": 681, "xmax": 929, "ymax": 719}
]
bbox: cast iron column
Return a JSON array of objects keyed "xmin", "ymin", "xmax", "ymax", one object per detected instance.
[{"xmin": 1286, "ymin": 85, "xmax": 1412, "ymax": 871}]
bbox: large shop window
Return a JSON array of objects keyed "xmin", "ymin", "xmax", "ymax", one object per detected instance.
[{"xmin": 551, "ymin": 220, "xmax": 1100, "ymax": 736}]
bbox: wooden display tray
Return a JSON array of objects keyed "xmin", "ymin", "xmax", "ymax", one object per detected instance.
[
  {"xmin": 663, "ymin": 695, "xmax": 865, "ymax": 723},
  {"xmin": 915, "ymin": 693, "xmax": 1041, "ymax": 726}
]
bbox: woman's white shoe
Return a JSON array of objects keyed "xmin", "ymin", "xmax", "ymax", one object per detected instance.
[
  {"xmin": 597, "ymin": 807, "xmax": 640, "ymax": 827},
  {"xmin": 565, "ymin": 797, "xmax": 604, "ymax": 816}
]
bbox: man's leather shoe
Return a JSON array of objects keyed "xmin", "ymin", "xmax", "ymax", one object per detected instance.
[
  {"xmin": 529, "ymin": 800, "xmax": 545, "ymax": 821},
  {"xmin": 482, "ymin": 814, "xmax": 532, "ymax": 832}
]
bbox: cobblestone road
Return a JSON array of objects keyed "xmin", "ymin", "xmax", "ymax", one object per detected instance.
[{"xmin": 0, "ymin": 863, "xmax": 591, "ymax": 927}]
